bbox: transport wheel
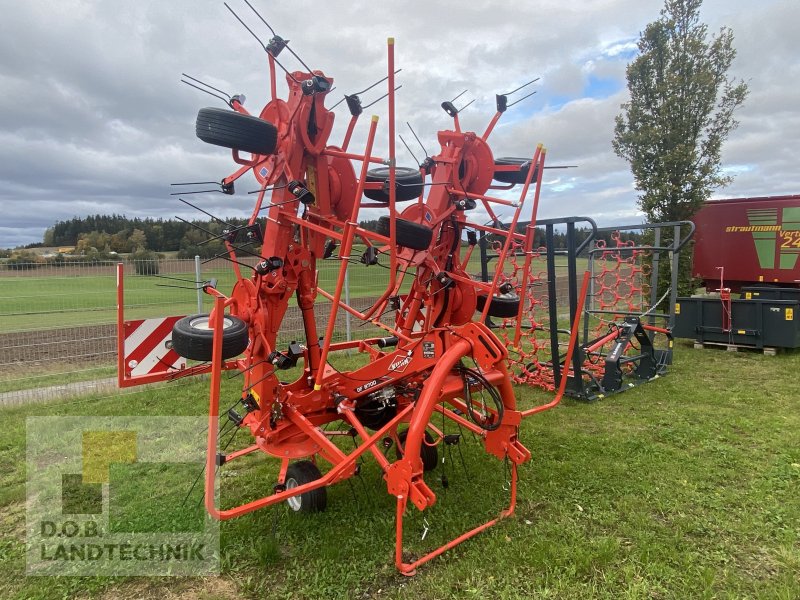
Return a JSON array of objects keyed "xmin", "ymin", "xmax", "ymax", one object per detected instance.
[
  {"xmin": 284, "ymin": 461, "xmax": 327, "ymax": 513},
  {"xmin": 396, "ymin": 429, "xmax": 438, "ymax": 472},
  {"xmin": 363, "ymin": 167, "xmax": 424, "ymax": 202},
  {"xmin": 195, "ymin": 107, "xmax": 278, "ymax": 155},
  {"xmin": 171, "ymin": 313, "xmax": 249, "ymax": 361},
  {"xmin": 376, "ymin": 216, "xmax": 433, "ymax": 251},
  {"xmin": 475, "ymin": 293, "xmax": 521, "ymax": 318},
  {"xmin": 492, "ymin": 157, "xmax": 539, "ymax": 185}
]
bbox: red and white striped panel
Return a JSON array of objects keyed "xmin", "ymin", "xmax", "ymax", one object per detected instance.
[{"xmin": 123, "ymin": 316, "xmax": 186, "ymax": 379}]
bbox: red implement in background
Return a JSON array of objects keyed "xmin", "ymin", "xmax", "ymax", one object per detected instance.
[{"xmin": 692, "ymin": 195, "xmax": 800, "ymax": 291}]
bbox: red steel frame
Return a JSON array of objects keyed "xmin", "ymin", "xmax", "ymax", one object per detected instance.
[{"xmin": 118, "ymin": 34, "xmax": 590, "ymax": 574}]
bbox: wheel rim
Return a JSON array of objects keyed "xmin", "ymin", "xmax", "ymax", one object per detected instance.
[
  {"xmin": 189, "ymin": 316, "xmax": 234, "ymax": 331},
  {"xmin": 285, "ymin": 477, "xmax": 301, "ymax": 511}
]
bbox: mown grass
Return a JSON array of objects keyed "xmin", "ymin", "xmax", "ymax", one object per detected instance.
[{"xmin": 0, "ymin": 342, "xmax": 798, "ymax": 599}]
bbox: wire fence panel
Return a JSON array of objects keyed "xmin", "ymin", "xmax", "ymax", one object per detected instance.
[
  {"xmin": 0, "ymin": 257, "xmax": 398, "ymax": 403},
  {"xmin": 0, "ymin": 260, "xmax": 204, "ymax": 402}
]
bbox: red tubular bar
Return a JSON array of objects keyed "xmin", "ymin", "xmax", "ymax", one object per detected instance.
[
  {"xmin": 479, "ymin": 198, "xmax": 502, "ymax": 225},
  {"xmin": 326, "ymin": 336, "xmax": 402, "ymax": 352},
  {"xmin": 584, "ymin": 329, "xmax": 622, "ymax": 354},
  {"xmin": 447, "ymin": 187, "xmax": 519, "ymax": 208},
  {"xmin": 283, "ymin": 212, "xmax": 391, "ymax": 246},
  {"xmin": 521, "ymin": 271, "xmax": 591, "ymax": 418},
  {"xmin": 387, "ymin": 36, "xmax": 398, "ymax": 302},
  {"xmin": 400, "ymin": 338, "xmax": 472, "ymax": 471},
  {"xmin": 342, "ymin": 409, "xmax": 393, "ymax": 472},
  {"xmin": 116, "ymin": 263, "xmax": 125, "ymax": 389},
  {"xmin": 268, "ymin": 54, "xmax": 277, "ymax": 101},
  {"xmin": 512, "ymin": 157, "xmax": 547, "ymax": 347},
  {"xmin": 225, "ymin": 444, "xmax": 259, "ymax": 462},
  {"xmin": 359, "ymin": 39, "xmax": 399, "ymax": 322},
  {"xmin": 314, "ymin": 115, "xmax": 380, "ymax": 390},
  {"xmin": 512, "ymin": 229, "xmax": 536, "ymax": 348},
  {"xmin": 340, "ymin": 114, "xmax": 359, "ymax": 151},
  {"xmin": 322, "ymin": 147, "xmax": 385, "ymax": 164},
  {"xmin": 469, "ymin": 220, "xmax": 527, "ymax": 243},
  {"xmin": 481, "ymin": 110, "xmax": 503, "ymax": 141},
  {"xmin": 642, "ymin": 324, "xmax": 670, "ymax": 335},
  {"xmin": 432, "ymin": 404, "xmax": 486, "ymax": 436},
  {"xmin": 204, "ymin": 296, "xmax": 227, "ymax": 518},
  {"xmin": 478, "ymin": 145, "xmax": 543, "ymax": 323},
  {"xmin": 395, "ymin": 462, "xmax": 518, "ymax": 576}
]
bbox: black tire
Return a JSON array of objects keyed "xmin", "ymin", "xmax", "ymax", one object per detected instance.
[
  {"xmin": 363, "ymin": 167, "xmax": 424, "ymax": 202},
  {"xmin": 171, "ymin": 313, "xmax": 249, "ymax": 362},
  {"xmin": 492, "ymin": 157, "xmax": 539, "ymax": 185},
  {"xmin": 475, "ymin": 293, "xmax": 521, "ymax": 318},
  {"xmin": 284, "ymin": 461, "xmax": 327, "ymax": 513},
  {"xmin": 196, "ymin": 107, "xmax": 278, "ymax": 155},
  {"xmin": 396, "ymin": 429, "xmax": 438, "ymax": 472},
  {"xmin": 376, "ymin": 216, "xmax": 433, "ymax": 251}
]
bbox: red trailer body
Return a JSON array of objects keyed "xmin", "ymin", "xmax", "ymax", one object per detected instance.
[{"xmin": 692, "ymin": 195, "xmax": 800, "ymax": 291}]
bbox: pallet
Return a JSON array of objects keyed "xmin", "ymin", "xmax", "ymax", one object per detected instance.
[{"xmin": 692, "ymin": 341, "xmax": 778, "ymax": 356}]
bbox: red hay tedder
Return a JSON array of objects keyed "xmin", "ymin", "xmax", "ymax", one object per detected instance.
[{"xmin": 117, "ymin": 5, "xmax": 590, "ymax": 575}]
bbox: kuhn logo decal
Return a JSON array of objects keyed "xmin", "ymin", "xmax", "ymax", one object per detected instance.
[{"xmin": 389, "ymin": 355, "xmax": 411, "ymax": 373}]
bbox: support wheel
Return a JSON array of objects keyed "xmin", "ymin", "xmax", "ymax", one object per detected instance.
[
  {"xmin": 475, "ymin": 293, "xmax": 521, "ymax": 318},
  {"xmin": 493, "ymin": 157, "xmax": 539, "ymax": 185},
  {"xmin": 377, "ymin": 216, "xmax": 433, "ymax": 251},
  {"xmin": 396, "ymin": 429, "xmax": 438, "ymax": 472},
  {"xmin": 171, "ymin": 313, "xmax": 249, "ymax": 361},
  {"xmin": 196, "ymin": 107, "xmax": 278, "ymax": 156},
  {"xmin": 284, "ymin": 461, "xmax": 327, "ymax": 513},
  {"xmin": 364, "ymin": 167, "xmax": 424, "ymax": 202}
]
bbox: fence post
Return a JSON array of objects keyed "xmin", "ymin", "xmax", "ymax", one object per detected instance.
[{"xmin": 195, "ymin": 255, "xmax": 203, "ymax": 314}]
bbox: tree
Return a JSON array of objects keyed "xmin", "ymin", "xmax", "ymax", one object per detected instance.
[
  {"xmin": 129, "ymin": 228, "xmax": 148, "ymax": 251},
  {"xmin": 613, "ymin": 0, "xmax": 748, "ymax": 294}
]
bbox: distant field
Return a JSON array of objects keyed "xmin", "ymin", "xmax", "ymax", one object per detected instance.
[
  {"xmin": 0, "ymin": 262, "xmax": 393, "ymax": 332},
  {"xmin": 0, "ymin": 254, "xmax": 585, "ymax": 333}
]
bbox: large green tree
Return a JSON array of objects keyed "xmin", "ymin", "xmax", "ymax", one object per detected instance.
[{"xmin": 613, "ymin": 0, "xmax": 748, "ymax": 294}]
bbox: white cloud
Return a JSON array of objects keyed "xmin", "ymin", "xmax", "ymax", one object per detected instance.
[{"xmin": 0, "ymin": 0, "xmax": 797, "ymax": 248}]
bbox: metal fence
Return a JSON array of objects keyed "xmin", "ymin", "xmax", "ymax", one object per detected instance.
[{"xmin": 0, "ymin": 257, "xmax": 408, "ymax": 404}]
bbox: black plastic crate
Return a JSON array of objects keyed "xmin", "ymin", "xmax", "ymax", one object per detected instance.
[{"xmin": 674, "ymin": 296, "xmax": 800, "ymax": 349}]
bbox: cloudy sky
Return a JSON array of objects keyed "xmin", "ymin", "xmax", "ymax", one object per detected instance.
[{"xmin": 0, "ymin": 0, "xmax": 797, "ymax": 248}]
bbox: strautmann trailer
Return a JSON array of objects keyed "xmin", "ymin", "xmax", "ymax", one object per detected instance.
[{"xmin": 674, "ymin": 195, "xmax": 800, "ymax": 351}]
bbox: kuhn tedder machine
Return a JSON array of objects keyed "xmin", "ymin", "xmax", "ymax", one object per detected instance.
[{"xmin": 117, "ymin": 5, "xmax": 593, "ymax": 574}]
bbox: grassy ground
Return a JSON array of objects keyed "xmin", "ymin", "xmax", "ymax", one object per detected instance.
[
  {"xmin": 0, "ymin": 342, "xmax": 798, "ymax": 599},
  {"xmin": 0, "ymin": 363, "xmax": 117, "ymax": 394}
]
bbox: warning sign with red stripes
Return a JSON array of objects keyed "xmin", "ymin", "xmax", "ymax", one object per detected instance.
[{"xmin": 123, "ymin": 316, "xmax": 186, "ymax": 380}]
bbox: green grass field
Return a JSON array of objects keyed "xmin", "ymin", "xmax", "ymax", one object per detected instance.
[
  {"xmin": 0, "ymin": 343, "xmax": 797, "ymax": 599},
  {"xmin": 0, "ymin": 265, "xmax": 380, "ymax": 332},
  {"xmin": 0, "ymin": 253, "xmax": 584, "ymax": 333}
]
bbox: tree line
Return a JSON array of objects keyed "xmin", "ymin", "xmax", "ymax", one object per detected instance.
[
  {"xmin": 41, "ymin": 215, "xmax": 644, "ymax": 257},
  {"xmin": 42, "ymin": 214, "xmax": 255, "ymax": 259}
]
